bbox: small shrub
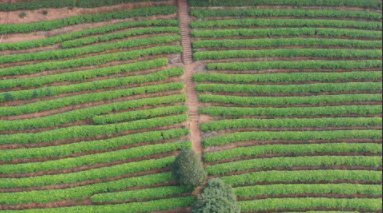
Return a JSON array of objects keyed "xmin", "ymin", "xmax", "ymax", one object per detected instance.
[
  {"xmin": 192, "ymin": 178, "xmax": 241, "ymax": 213},
  {"xmin": 19, "ymin": 12, "xmax": 27, "ymax": 18},
  {"xmin": 172, "ymin": 149, "xmax": 207, "ymax": 188},
  {"xmin": 43, "ymin": 10, "xmax": 48, "ymax": 15}
]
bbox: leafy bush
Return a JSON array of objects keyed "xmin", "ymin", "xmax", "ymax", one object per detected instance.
[
  {"xmin": 172, "ymin": 149, "xmax": 207, "ymax": 188},
  {"xmin": 192, "ymin": 179, "xmax": 241, "ymax": 213},
  {"xmin": 19, "ymin": 12, "xmax": 26, "ymax": 18},
  {"xmin": 0, "ymin": 0, "xmax": 76, "ymax": 11},
  {"xmin": 42, "ymin": 10, "xmax": 48, "ymax": 15}
]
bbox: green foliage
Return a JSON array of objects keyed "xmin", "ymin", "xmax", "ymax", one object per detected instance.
[
  {"xmin": 0, "ymin": 35, "xmax": 181, "ymax": 64},
  {"xmin": 18, "ymin": 12, "xmax": 26, "ymax": 18},
  {"xmin": 199, "ymin": 105, "xmax": 382, "ymax": 117},
  {"xmin": 192, "ymin": 179, "xmax": 241, "ymax": 213},
  {"xmin": 0, "ymin": 58, "xmax": 168, "ymax": 89},
  {"xmin": 0, "ymin": 0, "xmax": 76, "ymax": 11},
  {"xmin": 196, "ymin": 82, "xmax": 382, "ymax": 94},
  {"xmin": 77, "ymin": 0, "xmax": 169, "ymax": 8},
  {"xmin": 42, "ymin": 10, "xmax": 48, "ymax": 15},
  {"xmin": 0, "ymin": 140, "xmax": 191, "ymax": 174},
  {"xmin": 199, "ymin": 94, "xmax": 382, "ymax": 106},
  {"xmin": 193, "ymin": 71, "xmax": 382, "ymax": 84},
  {"xmin": 194, "ymin": 49, "xmax": 382, "ymax": 60},
  {"xmin": 0, "ymin": 45, "xmax": 183, "ymax": 76},
  {"xmin": 191, "ymin": 8, "xmax": 382, "ymax": 20},
  {"xmin": 204, "ymin": 143, "xmax": 382, "ymax": 162},
  {"xmin": 172, "ymin": 149, "xmax": 207, "ymax": 188},
  {"xmin": 234, "ymin": 184, "xmax": 382, "ymax": 197},
  {"xmin": 0, "ymin": 114, "xmax": 188, "ymax": 145},
  {"xmin": 188, "ymin": 0, "xmax": 382, "ymax": 9},
  {"xmin": 208, "ymin": 60, "xmax": 382, "ymax": 70},
  {"xmin": 0, "ymin": 82, "xmax": 184, "ymax": 117},
  {"xmin": 0, "ymin": 197, "xmax": 195, "ymax": 212},
  {"xmin": 62, "ymin": 27, "xmax": 180, "ymax": 48},
  {"xmin": 190, "ymin": 19, "xmax": 382, "ymax": 30},
  {"xmin": 239, "ymin": 198, "xmax": 382, "ymax": 211},
  {"xmin": 0, "ymin": 171, "xmax": 185, "ymax": 204},
  {"xmin": 93, "ymin": 105, "xmax": 188, "ymax": 125},
  {"xmin": 0, "ymin": 6, "xmax": 178, "ymax": 34},
  {"xmin": 0, "ymin": 20, "xmax": 179, "ymax": 50},
  {"xmin": 0, "ymin": 128, "xmax": 189, "ymax": 162},
  {"xmin": 0, "ymin": 67, "xmax": 184, "ymax": 103},
  {"xmin": 222, "ymin": 170, "xmax": 382, "ymax": 186},
  {"xmin": 202, "ymin": 130, "xmax": 382, "ymax": 147},
  {"xmin": 91, "ymin": 186, "xmax": 192, "ymax": 202},
  {"xmin": 206, "ymin": 156, "xmax": 382, "ymax": 175},
  {"xmin": 193, "ymin": 38, "xmax": 382, "ymax": 49},
  {"xmin": 192, "ymin": 28, "xmax": 382, "ymax": 39},
  {"xmin": 0, "ymin": 157, "xmax": 176, "ymax": 189}
]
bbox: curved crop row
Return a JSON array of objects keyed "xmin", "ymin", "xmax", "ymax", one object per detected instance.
[
  {"xmin": 0, "ymin": 140, "xmax": 191, "ymax": 174},
  {"xmin": 91, "ymin": 186, "xmax": 192, "ymax": 202},
  {"xmin": 0, "ymin": 128, "xmax": 189, "ymax": 162},
  {"xmin": 188, "ymin": 0, "xmax": 382, "ymax": 9},
  {"xmin": 0, "ymin": 157, "xmax": 177, "ymax": 189},
  {"xmin": 222, "ymin": 170, "xmax": 382, "ymax": 186},
  {"xmin": 0, "ymin": 196, "xmax": 196, "ymax": 212},
  {"xmin": 0, "ymin": 114, "xmax": 188, "ymax": 145},
  {"xmin": 206, "ymin": 156, "xmax": 382, "ymax": 175},
  {"xmin": 0, "ymin": 103, "xmax": 188, "ymax": 131},
  {"xmin": 200, "ymin": 117, "xmax": 382, "ymax": 132},
  {"xmin": 191, "ymin": 9, "xmax": 382, "ymax": 21},
  {"xmin": 0, "ymin": 45, "xmax": 183, "ymax": 76},
  {"xmin": 193, "ymin": 71, "xmax": 383, "ymax": 84},
  {"xmin": 0, "ymin": 82, "xmax": 184, "ymax": 117},
  {"xmin": 199, "ymin": 105, "xmax": 383, "ymax": 117},
  {"xmin": 0, "ymin": 20, "xmax": 179, "ymax": 51},
  {"xmin": 193, "ymin": 38, "xmax": 383, "ymax": 49},
  {"xmin": 77, "ymin": 0, "xmax": 172, "ymax": 8},
  {"xmin": 202, "ymin": 130, "xmax": 382, "ymax": 147},
  {"xmin": 0, "ymin": 6, "xmax": 178, "ymax": 34},
  {"xmin": 234, "ymin": 184, "xmax": 382, "ymax": 197},
  {"xmin": 0, "ymin": 67, "xmax": 184, "ymax": 103},
  {"xmin": 0, "ymin": 58, "xmax": 168, "ymax": 89},
  {"xmin": 196, "ymin": 82, "xmax": 382, "ymax": 94},
  {"xmin": 0, "ymin": 172, "xmax": 173, "ymax": 204},
  {"xmin": 62, "ymin": 27, "xmax": 180, "ymax": 48},
  {"xmin": 0, "ymin": 0, "xmax": 76, "ymax": 11},
  {"xmin": 0, "ymin": 35, "xmax": 180, "ymax": 64},
  {"xmin": 207, "ymin": 60, "xmax": 382, "ymax": 71},
  {"xmin": 199, "ymin": 94, "xmax": 382, "ymax": 106},
  {"xmin": 192, "ymin": 28, "xmax": 382, "ymax": 39},
  {"xmin": 190, "ymin": 19, "xmax": 382, "ymax": 30},
  {"xmin": 194, "ymin": 49, "xmax": 382, "ymax": 60},
  {"xmin": 204, "ymin": 143, "xmax": 382, "ymax": 162},
  {"xmin": 239, "ymin": 198, "xmax": 382, "ymax": 211},
  {"xmin": 93, "ymin": 105, "xmax": 188, "ymax": 125}
]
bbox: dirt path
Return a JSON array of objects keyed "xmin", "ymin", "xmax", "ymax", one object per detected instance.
[{"xmin": 178, "ymin": 0, "xmax": 203, "ymax": 156}]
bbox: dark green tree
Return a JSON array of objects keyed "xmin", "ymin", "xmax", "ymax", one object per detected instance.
[
  {"xmin": 192, "ymin": 178, "xmax": 241, "ymax": 213},
  {"xmin": 172, "ymin": 149, "xmax": 207, "ymax": 188}
]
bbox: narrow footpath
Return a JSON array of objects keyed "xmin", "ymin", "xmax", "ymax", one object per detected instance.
[{"xmin": 177, "ymin": 0, "xmax": 203, "ymax": 155}]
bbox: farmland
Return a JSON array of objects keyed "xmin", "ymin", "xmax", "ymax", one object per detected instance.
[{"xmin": 0, "ymin": 0, "xmax": 382, "ymax": 212}]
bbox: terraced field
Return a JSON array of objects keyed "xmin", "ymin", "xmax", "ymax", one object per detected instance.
[
  {"xmin": 0, "ymin": 0, "xmax": 382, "ymax": 212},
  {"xmin": 0, "ymin": 1, "xmax": 195, "ymax": 212},
  {"xmin": 190, "ymin": 0, "xmax": 383, "ymax": 211}
]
